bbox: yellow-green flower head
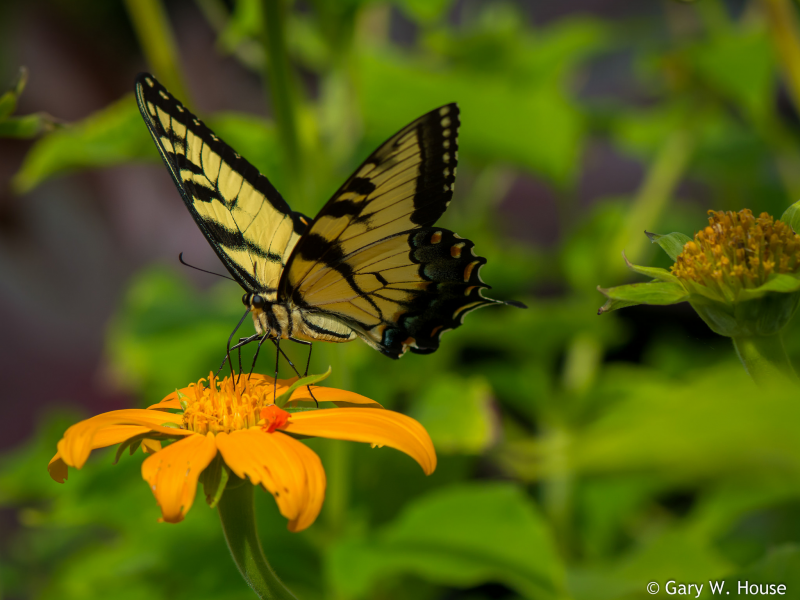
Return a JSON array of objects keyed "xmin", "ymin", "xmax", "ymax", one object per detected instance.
[
  {"xmin": 598, "ymin": 209, "xmax": 800, "ymax": 338},
  {"xmin": 671, "ymin": 210, "xmax": 800, "ymax": 298}
]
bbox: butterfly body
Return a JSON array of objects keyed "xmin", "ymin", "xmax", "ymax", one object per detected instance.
[
  {"xmin": 135, "ymin": 73, "xmax": 524, "ymax": 360},
  {"xmin": 244, "ymin": 294, "xmax": 357, "ymax": 344}
]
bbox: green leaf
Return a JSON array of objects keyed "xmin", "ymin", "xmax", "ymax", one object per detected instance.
[
  {"xmin": 781, "ymin": 200, "xmax": 800, "ymax": 233},
  {"xmin": 201, "ymin": 456, "xmax": 230, "ymax": 508},
  {"xmin": 358, "ymin": 18, "xmax": 608, "ymax": 187},
  {"xmin": 218, "ymin": 0, "xmax": 263, "ymax": 51},
  {"xmin": 738, "ymin": 273, "xmax": 800, "ymax": 301},
  {"xmin": 697, "ymin": 546, "xmax": 800, "ymax": 599},
  {"xmin": 113, "ymin": 433, "xmax": 151, "ymax": 465},
  {"xmin": 622, "ymin": 251, "xmax": 679, "ymax": 283},
  {"xmin": 12, "ymin": 94, "xmax": 154, "ymax": 193},
  {"xmin": 597, "ymin": 281, "xmax": 689, "ymax": 314},
  {"xmin": 392, "ymin": 0, "xmax": 454, "ymax": 24},
  {"xmin": 567, "ymin": 364, "xmax": 800, "ymax": 481},
  {"xmin": 0, "ymin": 113, "xmax": 57, "ymax": 138},
  {"xmin": 328, "ymin": 483, "xmax": 566, "ymax": 599},
  {"xmin": 0, "ymin": 67, "xmax": 27, "ymax": 121},
  {"xmin": 410, "ymin": 375, "xmax": 497, "ymax": 455},
  {"xmin": 691, "ymin": 30, "xmax": 774, "ymax": 121},
  {"xmin": 645, "ymin": 231, "xmax": 692, "ymax": 261},
  {"xmin": 275, "ymin": 367, "xmax": 332, "ymax": 407}
]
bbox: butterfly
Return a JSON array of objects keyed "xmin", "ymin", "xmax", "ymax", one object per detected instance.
[{"xmin": 135, "ymin": 72, "xmax": 525, "ymax": 364}]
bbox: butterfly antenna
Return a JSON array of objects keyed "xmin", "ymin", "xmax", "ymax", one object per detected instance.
[{"xmin": 179, "ymin": 252, "xmax": 237, "ymax": 282}]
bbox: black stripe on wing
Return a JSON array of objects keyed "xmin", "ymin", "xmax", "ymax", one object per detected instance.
[
  {"xmin": 135, "ymin": 72, "xmax": 308, "ymax": 292},
  {"xmin": 278, "ymin": 104, "xmax": 460, "ymax": 298}
]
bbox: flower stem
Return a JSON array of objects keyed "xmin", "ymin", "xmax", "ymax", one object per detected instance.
[
  {"xmin": 124, "ymin": 0, "xmax": 189, "ymax": 103},
  {"xmin": 217, "ymin": 480, "xmax": 298, "ymax": 600},
  {"xmin": 261, "ymin": 0, "xmax": 303, "ymax": 203},
  {"xmin": 762, "ymin": 0, "xmax": 800, "ymax": 116},
  {"xmin": 731, "ymin": 334, "xmax": 798, "ymax": 387}
]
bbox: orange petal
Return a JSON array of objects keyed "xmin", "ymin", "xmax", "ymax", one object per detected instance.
[
  {"xmin": 48, "ymin": 454, "xmax": 68, "ymax": 483},
  {"xmin": 148, "ymin": 398, "xmax": 182, "ymax": 410},
  {"xmin": 141, "ymin": 432, "xmax": 217, "ymax": 523},
  {"xmin": 283, "ymin": 409, "xmax": 437, "ymax": 475},
  {"xmin": 248, "ymin": 373, "xmax": 298, "ymax": 388},
  {"xmin": 57, "ymin": 410, "xmax": 188, "ymax": 470},
  {"xmin": 215, "ymin": 429, "xmax": 326, "ymax": 531},
  {"xmin": 142, "ymin": 438, "xmax": 162, "ymax": 454},
  {"xmin": 49, "ymin": 424, "xmax": 157, "ymax": 482},
  {"xmin": 287, "ymin": 385, "xmax": 383, "ymax": 408}
]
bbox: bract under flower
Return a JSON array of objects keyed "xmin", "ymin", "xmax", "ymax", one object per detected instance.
[{"xmin": 49, "ymin": 373, "xmax": 436, "ymax": 531}]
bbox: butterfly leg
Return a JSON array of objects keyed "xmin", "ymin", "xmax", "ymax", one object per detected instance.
[
  {"xmin": 247, "ymin": 332, "xmax": 272, "ymax": 377},
  {"xmin": 289, "ymin": 338, "xmax": 318, "ymax": 407},
  {"xmin": 273, "ymin": 338, "xmax": 281, "ymax": 402},
  {"xmin": 217, "ymin": 333, "xmax": 259, "ymax": 379},
  {"xmin": 216, "ymin": 333, "xmax": 259, "ymax": 376},
  {"xmin": 243, "ymin": 334, "xmax": 303, "ymax": 380},
  {"xmin": 266, "ymin": 341, "xmax": 319, "ymax": 405},
  {"xmin": 220, "ymin": 308, "xmax": 253, "ymax": 380}
]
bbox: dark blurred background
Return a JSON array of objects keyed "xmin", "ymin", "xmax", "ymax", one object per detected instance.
[{"xmin": 4, "ymin": 1, "xmax": 800, "ymax": 599}]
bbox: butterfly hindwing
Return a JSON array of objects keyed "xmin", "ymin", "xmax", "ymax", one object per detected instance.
[
  {"xmin": 278, "ymin": 104, "xmax": 510, "ymax": 358},
  {"xmin": 135, "ymin": 73, "xmax": 308, "ymax": 298}
]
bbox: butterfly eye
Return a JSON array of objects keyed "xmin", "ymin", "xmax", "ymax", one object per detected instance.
[
  {"xmin": 252, "ymin": 295, "xmax": 265, "ymax": 310},
  {"xmin": 242, "ymin": 293, "xmax": 250, "ymax": 307}
]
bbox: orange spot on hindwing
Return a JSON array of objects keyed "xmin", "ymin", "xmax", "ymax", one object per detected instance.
[
  {"xmin": 463, "ymin": 261, "xmax": 480, "ymax": 282},
  {"xmin": 451, "ymin": 243, "xmax": 465, "ymax": 258}
]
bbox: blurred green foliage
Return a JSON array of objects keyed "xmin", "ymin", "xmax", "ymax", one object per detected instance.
[{"xmin": 7, "ymin": 0, "xmax": 800, "ymax": 599}]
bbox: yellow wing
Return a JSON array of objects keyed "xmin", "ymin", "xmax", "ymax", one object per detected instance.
[
  {"xmin": 279, "ymin": 104, "xmax": 523, "ymax": 358},
  {"xmin": 135, "ymin": 73, "xmax": 308, "ymax": 299}
]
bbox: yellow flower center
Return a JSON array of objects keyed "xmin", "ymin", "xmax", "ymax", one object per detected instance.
[
  {"xmin": 671, "ymin": 209, "xmax": 800, "ymax": 293},
  {"xmin": 181, "ymin": 374, "xmax": 279, "ymax": 435}
]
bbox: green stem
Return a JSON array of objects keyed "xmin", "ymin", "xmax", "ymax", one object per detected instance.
[
  {"xmin": 731, "ymin": 334, "xmax": 798, "ymax": 387},
  {"xmin": 764, "ymin": 0, "xmax": 800, "ymax": 116},
  {"xmin": 315, "ymin": 344, "xmax": 352, "ymax": 539},
  {"xmin": 217, "ymin": 480, "xmax": 298, "ymax": 600},
  {"xmin": 124, "ymin": 0, "xmax": 190, "ymax": 102},
  {"xmin": 610, "ymin": 129, "xmax": 694, "ymax": 278},
  {"xmin": 261, "ymin": 0, "xmax": 303, "ymax": 202},
  {"xmin": 541, "ymin": 424, "xmax": 573, "ymax": 558}
]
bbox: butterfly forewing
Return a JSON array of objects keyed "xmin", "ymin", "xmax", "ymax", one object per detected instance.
[
  {"xmin": 281, "ymin": 104, "xmax": 459, "ymax": 291},
  {"xmin": 135, "ymin": 73, "xmax": 307, "ymax": 298}
]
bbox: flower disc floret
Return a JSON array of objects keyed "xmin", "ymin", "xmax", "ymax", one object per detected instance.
[
  {"xmin": 182, "ymin": 375, "xmax": 275, "ymax": 434},
  {"xmin": 671, "ymin": 209, "xmax": 800, "ymax": 298}
]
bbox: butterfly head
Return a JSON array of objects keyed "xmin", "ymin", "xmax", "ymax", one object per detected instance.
[{"xmin": 242, "ymin": 292, "xmax": 266, "ymax": 312}]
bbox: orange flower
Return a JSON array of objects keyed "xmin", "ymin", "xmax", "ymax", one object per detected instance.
[{"xmin": 48, "ymin": 374, "xmax": 436, "ymax": 532}]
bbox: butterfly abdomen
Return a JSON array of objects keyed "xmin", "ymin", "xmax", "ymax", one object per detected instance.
[{"xmin": 251, "ymin": 301, "xmax": 357, "ymax": 344}]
